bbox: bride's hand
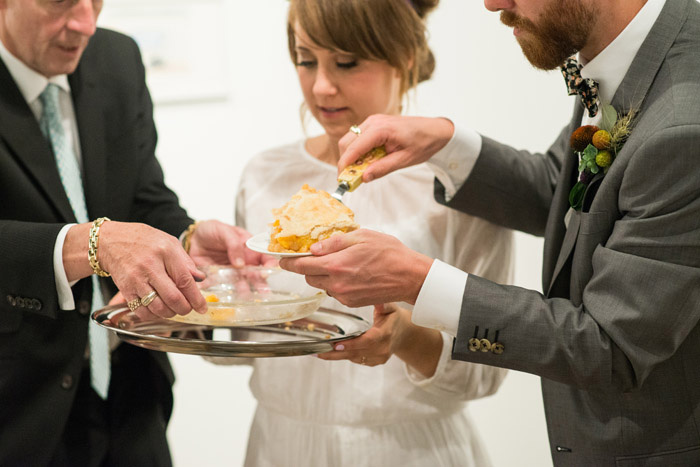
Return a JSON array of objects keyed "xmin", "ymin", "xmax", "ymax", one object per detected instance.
[{"xmin": 317, "ymin": 303, "xmax": 407, "ymax": 367}]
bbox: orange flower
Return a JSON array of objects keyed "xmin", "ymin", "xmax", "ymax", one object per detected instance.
[
  {"xmin": 592, "ymin": 130, "xmax": 612, "ymax": 150},
  {"xmin": 570, "ymin": 125, "xmax": 600, "ymax": 152}
]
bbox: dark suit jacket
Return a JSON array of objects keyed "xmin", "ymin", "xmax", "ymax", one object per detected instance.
[
  {"xmin": 0, "ymin": 29, "xmax": 192, "ymax": 464},
  {"xmin": 437, "ymin": 0, "xmax": 700, "ymax": 465}
]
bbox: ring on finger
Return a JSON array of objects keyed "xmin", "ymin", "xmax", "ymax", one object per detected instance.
[
  {"xmin": 140, "ymin": 290, "xmax": 158, "ymax": 307},
  {"xmin": 350, "ymin": 124, "xmax": 361, "ymax": 136},
  {"xmin": 127, "ymin": 298, "xmax": 141, "ymax": 312}
]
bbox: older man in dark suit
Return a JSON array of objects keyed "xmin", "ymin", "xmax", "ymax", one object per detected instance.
[
  {"xmin": 282, "ymin": 0, "xmax": 700, "ymax": 465},
  {"xmin": 0, "ymin": 1, "xmax": 257, "ymax": 465}
]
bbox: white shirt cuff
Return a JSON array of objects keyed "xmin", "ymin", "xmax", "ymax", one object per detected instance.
[
  {"xmin": 427, "ymin": 125, "xmax": 482, "ymax": 202},
  {"xmin": 404, "ymin": 330, "xmax": 454, "ymax": 386},
  {"xmin": 412, "ymin": 259, "xmax": 467, "ymax": 337},
  {"xmin": 54, "ymin": 223, "xmax": 77, "ymax": 310}
]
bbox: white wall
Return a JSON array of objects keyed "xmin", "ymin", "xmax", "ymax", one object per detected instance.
[{"xmin": 100, "ymin": 1, "xmax": 575, "ymax": 465}]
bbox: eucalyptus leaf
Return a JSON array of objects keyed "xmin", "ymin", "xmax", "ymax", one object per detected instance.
[
  {"xmin": 569, "ymin": 181, "xmax": 586, "ymax": 210},
  {"xmin": 583, "ymin": 144, "xmax": 599, "ymax": 160},
  {"xmin": 600, "ymin": 104, "xmax": 618, "ymax": 132}
]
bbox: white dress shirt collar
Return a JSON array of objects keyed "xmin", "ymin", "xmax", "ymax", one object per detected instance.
[
  {"xmin": 0, "ymin": 38, "xmax": 71, "ymax": 105},
  {"xmin": 578, "ymin": 0, "xmax": 666, "ymax": 106}
]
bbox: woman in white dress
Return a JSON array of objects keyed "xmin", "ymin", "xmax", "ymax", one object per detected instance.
[{"xmin": 233, "ymin": 0, "xmax": 514, "ymax": 465}]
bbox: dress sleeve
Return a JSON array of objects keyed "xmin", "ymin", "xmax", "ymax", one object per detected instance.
[
  {"xmin": 235, "ymin": 179, "xmax": 248, "ymax": 230},
  {"xmin": 203, "ymin": 355, "xmax": 253, "ymax": 366},
  {"xmin": 404, "ymin": 331, "xmax": 507, "ymax": 400},
  {"xmin": 403, "ymin": 154, "xmax": 516, "ymax": 399}
]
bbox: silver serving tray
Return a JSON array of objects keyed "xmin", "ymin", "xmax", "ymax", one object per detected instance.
[{"xmin": 92, "ymin": 305, "xmax": 370, "ymax": 358}]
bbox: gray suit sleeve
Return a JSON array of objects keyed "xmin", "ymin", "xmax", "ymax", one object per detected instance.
[
  {"xmin": 451, "ymin": 125, "xmax": 700, "ymax": 392},
  {"xmin": 435, "ymin": 123, "xmax": 572, "ymax": 236}
]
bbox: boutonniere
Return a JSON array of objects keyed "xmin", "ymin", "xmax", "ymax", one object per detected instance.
[{"xmin": 568, "ymin": 105, "xmax": 637, "ymax": 210}]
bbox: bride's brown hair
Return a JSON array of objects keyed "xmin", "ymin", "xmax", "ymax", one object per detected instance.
[{"xmin": 287, "ymin": 0, "xmax": 439, "ymax": 96}]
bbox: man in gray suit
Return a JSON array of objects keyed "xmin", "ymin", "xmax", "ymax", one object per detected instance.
[{"xmin": 281, "ymin": 0, "xmax": 700, "ymax": 464}]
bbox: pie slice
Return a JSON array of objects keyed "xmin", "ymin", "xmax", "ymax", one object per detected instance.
[{"xmin": 269, "ymin": 184, "xmax": 359, "ymax": 253}]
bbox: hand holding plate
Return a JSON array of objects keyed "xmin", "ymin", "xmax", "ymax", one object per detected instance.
[{"xmin": 279, "ymin": 229, "xmax": 434, "ymax": 308}]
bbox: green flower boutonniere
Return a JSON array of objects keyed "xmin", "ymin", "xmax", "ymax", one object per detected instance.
[{"xmin": 568, "ymin": 105, "xmax": 637, "ymax": 210}]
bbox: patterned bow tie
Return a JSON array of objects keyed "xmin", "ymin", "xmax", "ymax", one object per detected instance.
[{"xmin": 561, "ymin": 57, "xmax": 600, "ymax": 118}]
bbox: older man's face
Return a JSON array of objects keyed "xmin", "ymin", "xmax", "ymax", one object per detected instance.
[
  {"xmin": 0, "ymin": 0, "xmax": 103, "ymax": 77},
  {"xmin": 487, "ymin": 0, "xmax": 597, "ymax": 70}
]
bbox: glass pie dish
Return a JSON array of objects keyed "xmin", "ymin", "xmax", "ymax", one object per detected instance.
[{"xmin": 169, "ymin": 265, "xmax": 326, "ymax": 326}]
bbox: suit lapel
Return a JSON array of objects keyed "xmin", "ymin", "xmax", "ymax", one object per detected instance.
[
  {"xmin": 544, "ymin": 0, "xmax": 689, "ymax": 298},
  {"xmin": 0, "ymin": 59, "xmax": 76, "ymax": 222},
  {"xmin": 542, "ymin": 106, "xmax": 582, "ymax": 295},
  {"xmin": 69, "ymin": 58, "xmax": 107, "ymax": 219},
  {"xmin": 610, "ymin": 0, "xmax": 688, "ymax": 114}
]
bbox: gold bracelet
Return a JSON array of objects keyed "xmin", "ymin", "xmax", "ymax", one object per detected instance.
[
  {"xmin": 88, "ymin": 217, "xmax": 111, "ymax": 277},
  {"xmin": 182, "ymin": 221, "xmax": 200, "ymax": 254}
]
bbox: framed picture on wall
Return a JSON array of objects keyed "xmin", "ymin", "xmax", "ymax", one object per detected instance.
[{"xmin": 98, "ymin": 0, "xmax": 229, "ymax": 104}]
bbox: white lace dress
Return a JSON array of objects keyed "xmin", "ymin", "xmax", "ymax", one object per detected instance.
[{"xmin": 232, "ymin": 140, "xmax": 514, "ymax": 467}]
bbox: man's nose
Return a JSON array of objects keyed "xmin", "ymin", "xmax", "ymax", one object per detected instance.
[
  {"xmin": 66, "ymin": 0, "xmax": 99, "ymax": 37},
  {"xmin": 484, "ymin": 0, "xmax": 515, "ymax": 13}
]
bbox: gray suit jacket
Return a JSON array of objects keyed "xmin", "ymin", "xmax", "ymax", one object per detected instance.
[{"xmin": 437, "ymin": 0, "xmax": 700, "ymax": 465}]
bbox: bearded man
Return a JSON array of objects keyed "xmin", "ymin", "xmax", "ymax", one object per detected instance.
[{"xmin": 280, "ymin": 0, "xmax": 700, "ymax": 465}]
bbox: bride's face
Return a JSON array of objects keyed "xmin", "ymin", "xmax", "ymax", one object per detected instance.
[{"xmin": 293, "ymin": 26, "xmax": 402, "ymax": 141}]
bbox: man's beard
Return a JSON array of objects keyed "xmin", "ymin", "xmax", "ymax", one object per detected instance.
[{"xmin": 501, "ymin": 0, "xmax": 597, "ymax": 70}]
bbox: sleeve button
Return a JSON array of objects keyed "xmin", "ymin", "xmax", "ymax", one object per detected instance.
[
  {"xmin": 78, "ymin": 301, "xmax": 91, "ymax": 316},
  {"xmin": 61, "ymin": 374, "xmax": 74, "ymax": 390}
]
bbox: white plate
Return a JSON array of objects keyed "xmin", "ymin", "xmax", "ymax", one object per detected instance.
[{"xmin": 245, "ymin": 232, "xmax": 312, "ymax": 258}]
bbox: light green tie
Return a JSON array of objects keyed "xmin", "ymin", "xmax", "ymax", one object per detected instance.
[{"xmin": 39, "ymin": 83, "xmax": 111, "ymax": 399}]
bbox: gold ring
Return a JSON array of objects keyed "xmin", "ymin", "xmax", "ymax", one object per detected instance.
[
  {"xmin": 140, "ymin": 290, "xmax": 158, "ymax": 307},
  {"xmin": 350, "ymin": 125, "xmax": 361, "ymax": 136},
  {"xmin": 360, "ymin": 356, "xmax": 367, "ymax": 365},
  {"xmin": 127, "ymin": 298, "xmax": 141, "ymax": 312}
]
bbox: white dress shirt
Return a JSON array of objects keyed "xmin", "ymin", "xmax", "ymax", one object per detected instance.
[
  {"xmin": 412, "ymin": 0, "xmax": 667, "ymax": 336},
  {"xmin": 0, "ymin": 40, "xmax": 83, "ymax": 311}
]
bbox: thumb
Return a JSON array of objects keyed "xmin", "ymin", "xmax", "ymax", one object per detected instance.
[
  {"xmin": 108, "ymin": 291, "xmax": 126, "ymax": 306},
  {"xmin": 310, "ymin": 230, "xmax": 361, "ymax": 255}
]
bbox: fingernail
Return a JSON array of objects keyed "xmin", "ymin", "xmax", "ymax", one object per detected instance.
[
  {"xmin": 194, "ymin": 276, "xmax": 204, "ymax": 282},
  {"xmin": 335, "ymin": 344, "xmax": 345, "ymax": 351},
  {"xmin": 365, "ymin": 173, "xmax": 374, "ymax": 182},
  {"xmin": 234, "ymin": 258, "xmax": 245, "ymax": 267},
  {"xmin": 310, "ymin": 243, "xmax": 322, "ymax": 254}
]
